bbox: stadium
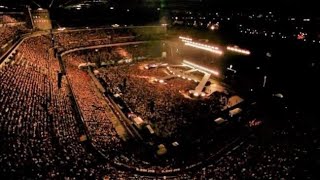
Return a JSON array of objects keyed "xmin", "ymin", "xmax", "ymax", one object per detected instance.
[{"xmin": 1, "ymin": 0, "xmax": 319, "ymax": 179}]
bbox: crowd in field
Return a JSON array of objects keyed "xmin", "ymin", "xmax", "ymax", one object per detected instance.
[
  {"xmin": 57, "ymin": 41, "xmax": 317, "ymax": 180},
  {"xmin": 97, "ymin": 62, "xmax": 227, "ymax": 139},
  {"xmin": 0, "ymin": 29, "xmax": 317, "ymax": 179}
]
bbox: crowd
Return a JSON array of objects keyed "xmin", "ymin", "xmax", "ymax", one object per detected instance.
[
  {"xmin": 105, "ymin": 119, "xmax": 316, "ymax": 180},
  {"xmin": 65, "ymin": 45, "xmax": 236, "ymax": 170},
  {"xmin": 66, "ymin": 44, "xmax": 317, "ymax": 179},
  {"xmin": 97, "ymin": 62, "xmax": 227, "ymax": 139},
  {"xmin": 188, "ymin": 128, "xmax": 313, "ymax": 180},
  {"xmin": 0, "ymin": 35, "xmax": 116, "ymax": 178},
  {"xmin": 64, "ymin": 53, "xmax": 123, "ymax": 158},
  {"xmin": 79, "ymin": 46, "xmax": 134, "ymax": 66},
  {"xmin": 0, "ymin": 15, "xmax": 29, "ymax": 48},
  {"xmin": 0, "ymin": 24, "xmax": 28, "ymax": 48},
  {"xmin": 0, "ymin": 28, "xmax": 316, "ymax": 179},
  {"xmin": 0, "ymin": 15, "xmax": 22, "ymax": 24},
  {"xmin": 53, "ymin": 28, "xmax": 136, "ymax": 51}
]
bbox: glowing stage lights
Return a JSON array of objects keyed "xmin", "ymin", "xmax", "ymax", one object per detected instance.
[
  {"xmin": 227, "ymin": 46, "xmax": 251, "ymax": 55},
  {"xmin": 179, "ymin": 36, "xmax": 192, "ymax": 42},
  {"xmin": 179, "ymin": 36, "xmax": 223, "ymax": 55},
  {"xmin": 188, "ymin": 90, "xmax": 206, "ymax": 98},
  {"xmin": 184, "ymin": 41, "xmax": 223, "ymax": 55},
  {"xmin": 179, "ymin": 36, "xmax": 251, "ymax": 56},
  {"xmin": 154, "ymin": 79, "xmax": 165, "ymax": 83}
]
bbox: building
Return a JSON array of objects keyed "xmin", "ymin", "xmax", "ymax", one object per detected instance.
[{"xmin": 30, "ymin": 8, "xmax": 52, "ymax": 30}]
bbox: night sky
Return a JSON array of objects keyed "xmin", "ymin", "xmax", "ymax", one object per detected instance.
[{"xmin": 0, "ymin": 0, "xmax": 318, "ymax": 13}]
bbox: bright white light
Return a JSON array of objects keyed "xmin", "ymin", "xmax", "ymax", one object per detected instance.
[
  {"xmin": 227, "ymin": 46, "xmax": 251, "ymax": 55},
  {"xmin": 179, "ymin": 36, "xmax": 192, "ymax": 42},
  {"xmin": 182, "ymin": 60, "xmax": 219, "ymax": 76},
  {"xmin": 110, "ymin": 7, "xmax": 114, "ymax": 10},
  {"xmin": 159, "ymin": 80, "xmax": 164, "ymax": 83},
  {"xmin": 273, "ymin": 93, "xmax": 284, "ymax": 98},
  {"xmin": 201, "ymin": 92, "xmax": 206, "ymax": 97},
  {"xmin": 184, "ymin": 42, "xmax": 223, "ymax": 55},
  {"xmin": 193, "ymin": 92, "xmax": 199, "ymax": 97}
]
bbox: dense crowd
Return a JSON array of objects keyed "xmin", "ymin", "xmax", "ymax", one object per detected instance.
[
  {"xmin": 0, "ymin": 15, "xmax": 21, "ymax": 24},
  {"xmin": 0, "ymin": 35, "xmax": 115, "ymax": 178},
  {"xmin": 0, "ymin": 15, "xmax": 29, "ymax": 48},
  {"xmin": 64, "ymin": 53, "xmax": 123, "ymax": 158},
  {"xmin": 0, "ymin": 24, "xmax": 28, "ymax": 47},
  {"xmin": 63, "ymin": 46, "xmax": 240, "ymax": 170},
  {"xmin": 0, "ymin": 29, "xmax": 317, "ymax": 179},
  {"xmin": 62, "ymin": 44, "xmax": 317, "ymax": 179},
  {"xmin": 108, "ymin": 116, "xmax": 317, "ymax": 180},
  {"xmin": 188, "ymin": 121, "xmax": 317, "ymax": 180},
  {"xmin": 53, "ymin": 28, "xmax": 136, "ymax": 51},
  {"xmin": 97, "ymin": 62, "xmax": 227, "ymax": 139}
]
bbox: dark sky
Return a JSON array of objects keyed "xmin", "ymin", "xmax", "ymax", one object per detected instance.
[{"xmin": 0, "ymin": 0, "xmax": 318, "ymax": 14}]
